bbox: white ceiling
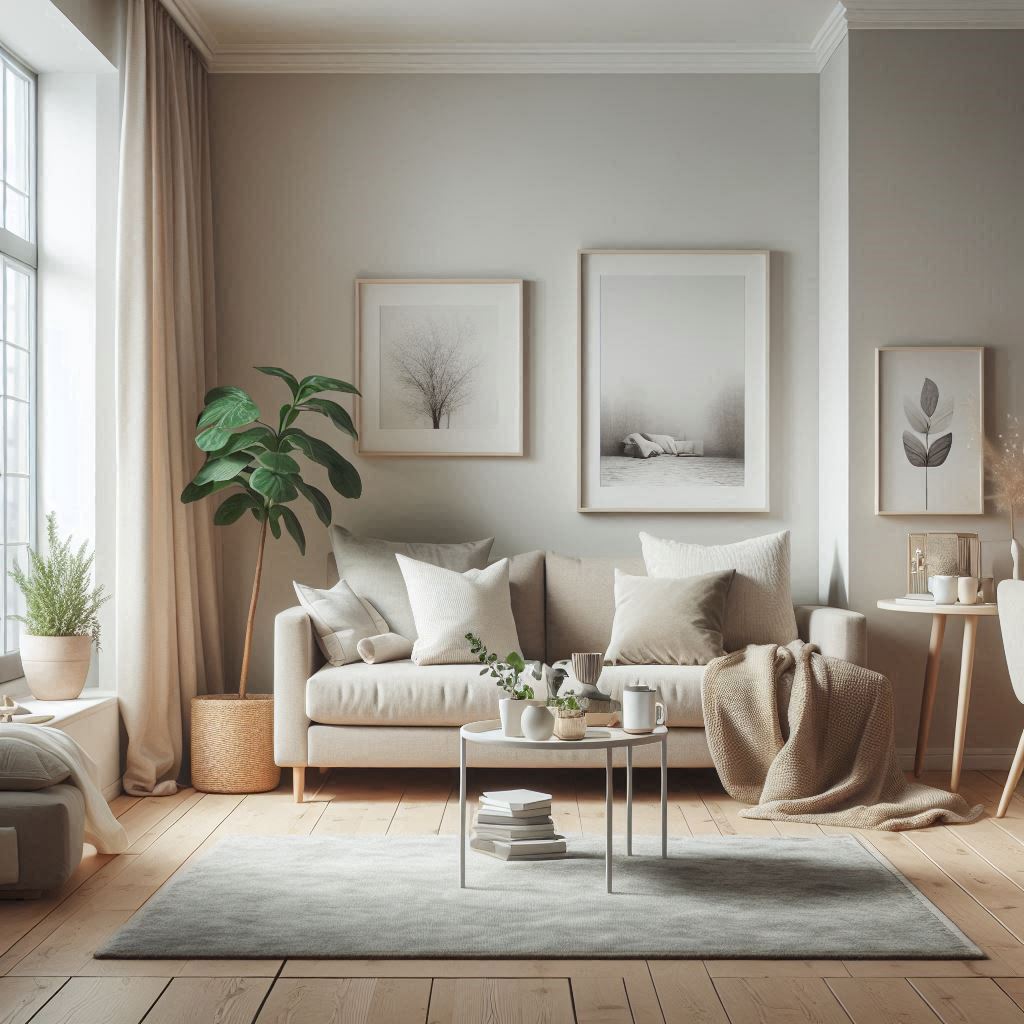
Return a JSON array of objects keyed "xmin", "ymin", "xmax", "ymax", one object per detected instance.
[{"xmin": 162, "ymin": 0, "xmax": 1024, "ymax": 73}]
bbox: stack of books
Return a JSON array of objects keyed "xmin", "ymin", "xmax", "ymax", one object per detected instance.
[{"xmin": 470, "ymin": 789, "xmax": 566, "ymax": 860}]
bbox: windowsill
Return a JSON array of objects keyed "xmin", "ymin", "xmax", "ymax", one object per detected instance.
[{"xmin": 0, "ymin": 676, "xmax": 30, "ymax": 701}]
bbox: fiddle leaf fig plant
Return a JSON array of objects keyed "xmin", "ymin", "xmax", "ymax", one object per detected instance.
[{"xmin": 182, "ymin": 367, "xmax": 362, "ymax": 698}]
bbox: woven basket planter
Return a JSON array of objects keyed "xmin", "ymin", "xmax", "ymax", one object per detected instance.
[
  {"xmin": 190, "ymin": 694, "xmax": 280, "ymax": 794},
  {"xmin": 553, "ymin": 712, "xmax": 587, "ymax": 741}
]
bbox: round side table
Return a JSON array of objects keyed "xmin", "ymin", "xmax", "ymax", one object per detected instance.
[
  {"xmin": 458, "ymin": 720, "xmax": 668, "ymax": 893},
  {"xmin": 877, "ymin": 599, "xmax": 998, "ymax": 792}
]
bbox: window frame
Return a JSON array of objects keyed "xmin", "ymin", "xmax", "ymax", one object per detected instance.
[{"xmin": 0, "ymin": 44, "xmax": 36, "ymax": 683}]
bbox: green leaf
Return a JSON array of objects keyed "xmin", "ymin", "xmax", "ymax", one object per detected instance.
[
  {"xmin": 257, "ymin": 451, "xmax": 300, "ymax": 475},
  {"xmin": 195, "ymin": 426, "xmax": 232, "ymax": 452},
  {"xmin": 284, "ymin": 428, "xmax": 362, "ymax": 499},
  {"xmin": 277, "ymin": 505, "xmax": 306, "ymax": 555},
  {"xmin": 267, "ymin": 507, "xmax": 282, "ymax": 539},
  {"xmin": 250, "ymin": 468, "xmax": 298, "ymax": 503},
  {"xmin": 214, "ymin": 492, "xmax": 260, "ymax": 525},
  {"xmin": 506, "ymin": 652, "xmax": 526, "ymax": 672},
  {"xmin": 296, "ymin": 375, "xmax": 360, "ymax": 401},
  {"xmin": 206, "ymin": 425, "xmax": 276, "ymax": 459},
  {"xmin": 181, "ymin": 478, "xmax": 234, "ymax": 503},
  {"xmin": 197, "ymin": 388, "xmax": 259, "ymax": 432},
  {"xmin": 278, "ymin": 403, "xmax": 299, "ymax": 433},
  {"xmin": 294, "ymin": 479, "xmax": 332, "ymax": 527},
  {"xmin": 300, "ymin": 398, "xmax": 358, "ymax": 440},
  {"xmin": 193, "ymin": 453, "xmax": 253, "ymax": 485},
  {"xmin": 255, "ymin": 366, "xmax": 299, "ymax": 397}
]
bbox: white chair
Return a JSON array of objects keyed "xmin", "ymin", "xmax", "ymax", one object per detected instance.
[{"xmin": 998, "ymin": 579, "xmax": 1024, "ymax": 817}]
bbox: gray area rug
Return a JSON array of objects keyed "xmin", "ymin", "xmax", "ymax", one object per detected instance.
[{"xmin": 97, "ymin": 835, "xmax": 982, "ymax": 960}]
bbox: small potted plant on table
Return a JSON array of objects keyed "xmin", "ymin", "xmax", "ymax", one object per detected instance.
[
  {"xmin": 466, "ymin": 632, "xmax": 545, "ymax": 738},
  {"xmin": 549, "ymin": 692, "xmax": 588, "ymax": 741}
]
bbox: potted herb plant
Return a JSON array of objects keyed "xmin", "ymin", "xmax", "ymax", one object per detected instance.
[
  {"xmin": 549, "ymin": 692, "xmax": 588, "ymax": 741},
  {"xmin": 10, "ymin": 513, "xmax": 110, "ymax": 701},
  {"xmin": 466, "ymin": 632, "xmax": 545, "ymax": 738},
  {"xmin": 182, "ymin": 367, "xmax": 362, "ymax": 793}
]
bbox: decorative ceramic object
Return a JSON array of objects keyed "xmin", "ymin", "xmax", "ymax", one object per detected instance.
[
  {"xmin": 19, "ymin": 635, "xmax": 92, "ymax": 701},
  {"xmin": 499, "ymin": 698, "xmax": 544, "ymax": 738},
  {"xmin": 553, "ymin": 712, "xmax": 587, "ymax": 741},
  {"xmin": 929, "ymin": 574, "xmax": 959, "ymax": 605},
  {"xmin": 958, "ymin": 576, "xmax": 979, "ymax": 606},
  {"xmin": 521, "ymin": 704, "xmax": 555, "ymax": 741},
  {"xmin": 571, "ymin": 652, "xmax": 603, "ymax": 687},
  {"xmin": 622, "ymin": 684, "xmax": 666, "ymax": 734}
]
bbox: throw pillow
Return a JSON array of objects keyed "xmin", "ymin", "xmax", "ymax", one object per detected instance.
[
  {"xmin": 356, "ymin": 632, "xmax": 414, "ymax": 665},
  {"xmin": 0, "ymin": 737, "xmax": 71, "ymax": 791},
  {"xmin": 293, "ymin": 579, "xmax": 390, "ymax": 666},
  {"xmin": 329, "ymin": 526, "xmax": 494, "ymax": 640},
  {"xmin": 639, "ymin": 530, "xmax": 797, "ymax": 650},
  {"xmin": 605, "ymin": 569, "xmax": 735, "ymax": 666},
  {"xmin": 397, "ymin": 555, "xmax": 521, "ymax": 666}
]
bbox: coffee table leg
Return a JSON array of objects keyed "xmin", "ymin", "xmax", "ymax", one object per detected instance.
[
  {"xmin": 459, "ymin": 735, "xmax": 467, "ymax": 889},
  {"xmin": 606, "ymin": 747, "xmax": 613, "ymax": 893},
  {"xmin": 626, "ymin": 746, "xmax": 633, "ymax": 856},
  {"xmin": 661, "ymin": 734, "xmax": 668, "ymax": 859}
]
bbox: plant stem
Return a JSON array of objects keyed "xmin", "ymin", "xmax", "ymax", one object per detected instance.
[{"xmin": 238, "ymin": 515, "xmax": 268, "ymax": 700}]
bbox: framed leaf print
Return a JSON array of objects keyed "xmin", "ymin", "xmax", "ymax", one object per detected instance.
[{"xmin": 875, "ymin": 346, "xmax": 984, "ymax": 515}]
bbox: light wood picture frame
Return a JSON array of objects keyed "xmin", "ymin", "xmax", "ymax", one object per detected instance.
[
  {"xmin": 577, "ymin": 249, "xmax": 770, "ymax": 513},
  {"xmin": 355, "ymin": 278, "xmax": 524, "ymax": 457},
  {"xmin": 875, "ymin": 346, "xmax": 984, "ymax": 515}
]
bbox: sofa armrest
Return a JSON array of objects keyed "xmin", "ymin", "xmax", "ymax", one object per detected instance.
[
  {"xmin": 274, "ymin": 605, "xmax": 320, "ymax": 766},
  {"xmin": 795, "ymin": 605, "xmax": 867, "ymax": 667}
]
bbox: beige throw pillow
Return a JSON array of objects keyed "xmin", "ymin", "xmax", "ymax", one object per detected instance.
[
  {"xmin": 356, "ymin": 633, "xmax": 414, "ymax": 665},
  {"xmin": 606, "ymin": 570, "xmax": 735, "ymax": 666},
  {"xmin": 0, "ymin": 737, "xmax": 71, "ymax": 790},
  {"xmin": 329, "ymin": 527, "xmax": 494, "ymax": 640},
  {"xmin": 639, "ymin": 530, "xmax": 797, "ymax": 650},
  {"xmin": 293, "ymin": 579, "xmax": 390, "ymax": 666},
  {"xmin": 397, "ymin": 555, "xmax": 521, "ymax": 666}
]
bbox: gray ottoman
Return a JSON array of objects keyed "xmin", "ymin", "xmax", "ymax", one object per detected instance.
[{"xmin": 0, "ymin": 785, "xmax": 86, "ymax": 897}]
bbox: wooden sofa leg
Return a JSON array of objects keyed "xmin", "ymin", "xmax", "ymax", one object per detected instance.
[{"xmin": 293, "ymin": 766, "xmax": 306, "ymax": 803}]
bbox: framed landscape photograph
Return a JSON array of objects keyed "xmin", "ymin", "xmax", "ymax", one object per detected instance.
[
  {"xmin": 356, "ymin": 279, "xmax": 524, "ymax": 457},
  {"xmin": 875, "ymin": 346, "xmax": 984, "ymax": 515},
  {"xmin": 578, "ymin": 249, "xmax": 769, "ymax": 512}
]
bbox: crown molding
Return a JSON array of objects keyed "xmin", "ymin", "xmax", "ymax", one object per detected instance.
[
  {"xmin": 843, "ymin": 1, "xmax": 1024, "ymax": 29},
  {"xmin": 812, "ymin": 3, "xmax": 849, "ymax": 69},
  {"xmin": 207, "ymin": 42, "xmax": 821, "ymax": 75},
  {"xmin": 159, "ymin": 0, "xmax": 218, "ymax": 64}
]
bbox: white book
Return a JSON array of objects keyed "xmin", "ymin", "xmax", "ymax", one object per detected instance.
[
  {"xmin": 480, "ymin": 789, "xmax": 552, "ymax": 812},
  {"xmin": 470, "ymin": 837, "xmax": 567, "ymax": 861},
  {"xmin": 476, "ymin": 812, "xmax": 553, "ymax": 826},
  {"xmin": 477, "ymin": 804, "xmax": 552, "ymax": 821},
  {"xmin": 473, "ymin": 824, "xmax": 557, "ymax": 841}
]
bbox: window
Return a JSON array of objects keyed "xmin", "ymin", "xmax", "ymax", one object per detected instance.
[{"xmin": 0, "ymin": 46, "xmax": 35, "ymax": 672}]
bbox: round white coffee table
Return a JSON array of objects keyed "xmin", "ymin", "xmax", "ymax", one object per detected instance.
[{"xmin": 459, "ymin": 720, "xmax": 668, "ymax": 893}]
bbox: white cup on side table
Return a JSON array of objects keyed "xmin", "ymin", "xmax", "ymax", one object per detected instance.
[
  {"xmin": 957, "ymin": 576, "xmax": 980, "ymax": 605},
  {"xmin": 929, "ymin": 575, "xmax": 959, "ymax": 605},
  {"xmin": 622, "ymin": 684, "xmax": 666, "ymax": 734}
]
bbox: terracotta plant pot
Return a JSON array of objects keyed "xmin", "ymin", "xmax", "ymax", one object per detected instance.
[
  {"xmin": 190, "ymin": 694, "xmax": 280, "ymax": 794},
  {"xmin": 20, "ymin": 635, "xmax": 92, "ymax": 700}
]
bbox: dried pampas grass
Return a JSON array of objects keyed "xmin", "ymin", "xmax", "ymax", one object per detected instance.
[{"xmin": 985, "ymin": 415, "xmax": 1024, "ymax": 536}]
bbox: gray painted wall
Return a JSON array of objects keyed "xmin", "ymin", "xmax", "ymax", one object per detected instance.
[
  {"xmin": 208, "ymin": 73, "xmax": 820, "ymax": 693},
  {"xmin": 849, "ymin": 30, "xmax": 1024, "ymax": 755}
]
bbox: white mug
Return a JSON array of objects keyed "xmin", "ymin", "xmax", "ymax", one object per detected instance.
[
  {"xmin": 930, "ymin": 575, "xmax": 958, "ymax": 605},
  {"xmin": 622, "ymin": 684, "xmax": 666, "ymax": 734},
  {"xmin": 957, "ymin": 576, "xmax": 979, "ymax": 605}
]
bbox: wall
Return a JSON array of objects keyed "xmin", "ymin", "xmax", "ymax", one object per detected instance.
[
  {"xmin": 849, "ymin": 30, "xmax": 1024, "ymax": 757},
  {"xmin": 209, "ymin": 73, "xmax": 820, "ymax": 693},
  {"xmin": 50, "ymin": 0, "xmax": 124, "ymax": 69}
]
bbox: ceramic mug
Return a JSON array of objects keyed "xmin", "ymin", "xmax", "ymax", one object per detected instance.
[
  {"xmin": 957, "ymin": 576, "xmax": 979, "ymax": 605},
  {"xmin": 622, "ymin": 684, "xmax": 666, "ymax": 734},
  {"xmin": 930, "ymin": 575, "xmax": 959, "ymax": 605}
]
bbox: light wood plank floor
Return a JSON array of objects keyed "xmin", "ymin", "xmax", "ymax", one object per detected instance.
[{"xmin": 4, "ymin": 766, "xmax": 1024, "ymax": 1023}]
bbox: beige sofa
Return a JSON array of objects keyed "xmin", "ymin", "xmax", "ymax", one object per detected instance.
[{"xmin": 275, "ymin": 551, "xmax": 866, "ymax": 800}]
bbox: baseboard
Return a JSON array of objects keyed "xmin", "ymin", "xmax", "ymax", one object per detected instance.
[
  {"xmin": 103, "ymin": 780, "xmax": 122, "ymax": 801},
  {"xmin": 896, "ymin": 747, "xmax": 1014, "ymax": 772}
]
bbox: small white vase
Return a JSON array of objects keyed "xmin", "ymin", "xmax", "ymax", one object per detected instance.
[
  {"xmin": 20, "ymin": 635, "xmax": 92, "ymax": 701},
  {"xmin": 498, "ymin": 698, "xmax": 544, "ymax": 738},
  {"xmin": 521, "ymin": 704, "xmax": 554, "ymax": 741}
]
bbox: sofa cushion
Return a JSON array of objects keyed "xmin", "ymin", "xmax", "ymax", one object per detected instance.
[
  {"xmin": 293, "ymin": 579, "xmax": 390, "ymax": 666},
  {"xmin": 306, "ymin": 661, "xmax": 705, "ymax": 728},
  {"xmin": 545, "ymin": 553, "xmax": 644, "ymax": 663},
  {"xmin": 0, "ymin": 738, "xmax": 71, "ymax": 791},
  {"xmin": 506, "ymin": 550, "xmax": 545, "ymax": 662}
]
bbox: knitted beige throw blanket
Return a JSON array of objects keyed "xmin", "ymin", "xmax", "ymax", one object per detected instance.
[{"xmin": 702, "ymin": 641, "xmax": 983, "ymax": 831}]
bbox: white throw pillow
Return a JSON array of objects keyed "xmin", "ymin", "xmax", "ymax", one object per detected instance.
[
  {"xmin": 396, "ymin": 555, "xmax": 521, "ymax": 666},
  {"xmin": 293, "ymin": 579, "xmax": 390, "ymax": 666},
  {"xmin": 639, "ymin": 530, "xmax": 797, "ymax": 650}
]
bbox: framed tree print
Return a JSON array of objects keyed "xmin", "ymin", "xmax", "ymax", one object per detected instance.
[
  {"xmin": 356, "ymin": 279, "xmax": 524, "ymax": 457},
  {"xmin": 578, "ymin": 249, "xmax": 769, "ymax": 513},
  {"xmin": 875, "ymin": 346, "xmax": 984, "ymax": 515}
]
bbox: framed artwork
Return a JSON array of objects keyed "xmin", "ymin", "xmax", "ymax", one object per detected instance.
[
  {"xmin": 355, "ymin": 279, "xmax": 524, "ymax": 457},
  {"xmin": 577, "ymin": 249, "xmax": 770, "ymax": 513},
  {"xmin": 875, "ymin": 346, "xmax": 984, "ymax": 515}
]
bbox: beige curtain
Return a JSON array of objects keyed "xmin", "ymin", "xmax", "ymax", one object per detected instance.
[{"xmin": 115, "ymin": 0, "xmax": 224, "ymax": 796}]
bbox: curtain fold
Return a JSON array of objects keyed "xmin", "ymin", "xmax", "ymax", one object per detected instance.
[{"xmin": 115, "ymin": 0, "xmax": 224, "ymax": 796}]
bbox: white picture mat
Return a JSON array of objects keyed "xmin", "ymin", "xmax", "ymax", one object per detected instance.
[
  {"xmin": 357, "ymin": 280, "xmax": 523, "ymax": 456},
  {"xmin": 876, "ymin": 347, "xmax": 984, "ymax": 515},
  {"xmin": 579, "ymin": 251, "xmax": 769, "ymax": 512}
]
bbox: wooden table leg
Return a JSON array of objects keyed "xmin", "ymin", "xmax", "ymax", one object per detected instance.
[
  {"xmin": 951, "ymin": 615, "xmax": 979, "ymax": 793},
  {"xmin": 915, "ymin": 613, "xmax": 947, "ymax": 777}
]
